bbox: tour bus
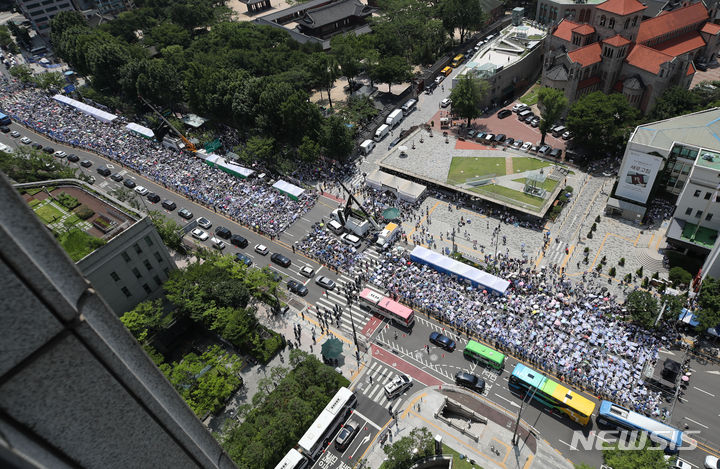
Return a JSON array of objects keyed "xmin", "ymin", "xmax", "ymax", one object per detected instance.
[
  {"xmin": 358, "ymin": 287, "xmax": 414, "ymax": 327},
  {"xmin": 451, "ymin": 54, "xmax": 465, "ymax": 67},
  {"xmin": 463, "ymin": 340, "xmax": 505, "ymax": 370},
  {"xmin": 275, "ymin": 449, "xmax": 309, "ymax": 469},
  {"xmin": 509, "ymin": 363, "xmax": 595, "ymax": 426},
  {"xmin": 296, "ymin": 387, "xmax": 357, "ymax": 461},
  {"xmin": 597, "ymin": 401, "xmax": 685, "ymax": 453},
  {"xmin": 0, "ymin": 112, "xmax": 11, "ymax": 126}
]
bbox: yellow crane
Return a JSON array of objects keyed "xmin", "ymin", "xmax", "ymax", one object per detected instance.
[{"xmin": 138, "ymin": 95, "xmax": 196, "ymax": 153}]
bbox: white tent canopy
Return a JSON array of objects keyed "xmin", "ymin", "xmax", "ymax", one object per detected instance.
[
  {"xmin": 272, "ymin": 180, "xmax": 305, "ymax": 200},
  {"xmin": 52, "ymin": 94, "xmax": 117, "ymax": 123},
  {"xmin": 366, "ymin": 170, "xmax": 426, "ymax": 203},
  {"xmin": 125, "ymin": 122, "xmax": 154, "ymax": 139}
]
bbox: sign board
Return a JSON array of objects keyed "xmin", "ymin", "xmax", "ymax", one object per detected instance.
[{"xmin": 615, "ymin": 150, "xmax": 663, "ymax": 204}]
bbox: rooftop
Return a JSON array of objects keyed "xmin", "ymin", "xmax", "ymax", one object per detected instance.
[
  {"xmin": 626, "ymin": 43, "xmax": 674, "ymax": 74},
  {"xmin": 695, "ymin": 149, "xmax": 720, "ymax": 170},
  {"xmin": 701, "ymin": 22, "xmax": 720, "ymax": 35},
  {"xmin": 461, "ymin": 22, "xmax": 546, "ymax": 77},
  {"xmin": 567, "ymin": 42, "xmax": 602, "ymax": 67},
  {"xmin": 574, "ymin": 24, "xmax": 596, "ymax": 35},
  {"xmin": 596, "ymin": 0, "xmax": 646, "ymax": 16},
  {"xmin": 630, "ymin": 107, "xmax": 720, "ymax": 151},
  {"xmin": 653, "ymin": 31, "xmax": 706, "ymax": 56},
  {"xmin": 552, "ymin": 19, "xmax": 581, "ymax": 42},
  {"xmin": 299, "ymin": 0, "xmax": 371, "ymax": 29},
  {"xmin": 603, "ymin": 34, "xmax": 631, "ymax": 47},
  {"xmin": 637, "ymin": 2, "xmax": 708, "ymax": 44}
]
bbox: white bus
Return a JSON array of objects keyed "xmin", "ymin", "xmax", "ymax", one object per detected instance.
[
  {"xmin": 275, "ymin": 448, "xmax": 309, "ymax": 469},
  {"xmin": 359, "ymin": 288, "xmax": 415, "ymax": 327},
  {"xmin": 297, "ymin": 387, "xmax": 357, "ymax": 461}
]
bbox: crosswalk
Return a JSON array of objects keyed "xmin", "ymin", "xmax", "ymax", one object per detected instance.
[
  {"xmin": 313, "ymin": 274, "xmax": 385, "ymax": 339},
  {"xmin": 354, "ymin": 360, "xmax": 410, "ymax": 412},
  {"xmin": 541, "ymin": 240, "xmax": 569, "ymax": 267}
]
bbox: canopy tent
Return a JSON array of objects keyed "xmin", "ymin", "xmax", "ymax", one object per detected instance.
[
  {"xmin": 409, "ymin": 245, "xmax": 510, "ymax": 295},
  {"xmin": 196, "ymin": 151, "xmax": 254, "ymax": 179},
  {"xmin": 273, "ymin": 180, "xmax": 305, "ymax": 201},
  {"xmin": 52, "ymin": 94, "xmax": 117, "ymax": 123},
  {"xmin": 678, "ymin": 308, "xmax": 699, "ymax": 327},
  {"xmin": 366, "ymin": 170, "xmax": 426, "ymax": 203},
  {"xmin": 382, "ymin": 207, "xmax": 401, "ymax": 221},
  {"xmin": 125, "ymin": 122, "xmax": 154, "ymax": 139},
  {"xmin": 321, "ymin": 337, "xmax": 343, "ymax": 359}
]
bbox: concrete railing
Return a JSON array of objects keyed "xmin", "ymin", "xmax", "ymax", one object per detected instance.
[{"xmin": 434, "ymin": 396, "xmax": 488, "ymax": 442}]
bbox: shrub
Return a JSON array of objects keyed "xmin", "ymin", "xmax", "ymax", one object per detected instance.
[
  {"xmin": 584, "ymin": 246, "xmax": 589, "ymax": 254},
  {"xmin": 565, "ymin": 186, "xmax": 574, "ymax": 193},
  {"xmin": 587, "ymin": 231, "xmax": 593, "ymax": 239},
  {"xmin": 595, "ymin": 215, "xmax": 601, "ymax": 223},
  {"xmin": 619, "ymin": 258, "xmax": 625, "ymax": 266},
  {"xmin": 652, "ymin": 271, "xmax": 659, "ymax": 279},
  {"xmin": 75, "ymin": 205, "xmax": 95, "ymax": 220},
  {"xmin": 609, "ymin": 267, "xmax": 616, "ymax": 277},
  {"xmin": 624, "ymin": 273, "xmax": 632, "ymax": 283},
  {"xmin": 601, "ymin": 255, "xmax": 607, "ymax": 265},
  {"xmin": 56, "ymin": 192, "xmax": 80, "ymax": 210},
  {"xmin": 642, "ymin": 277, "xmax": 649, "ymax": 288},
  {"xmin": 596, "ymin": 263, "xmax": 602, "ymax": 272},
  {"xmin": 636, "ymin": 266, "xmax": 644, "ymax": 277},
  {"xmin": 592, "ymin": 222, "xmax": 597, "ymax": 231},
  {"xmin": 669, "ymin": 266, "xmax": 692, "ymax": 287}
]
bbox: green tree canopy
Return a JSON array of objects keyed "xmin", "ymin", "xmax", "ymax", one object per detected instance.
[
  {"xmin": 537, "ymin": 87, "xmax": 568, "ymax": 145},
  {"xmin": 439, "ymin": 0, "xmax": 486, "ymax": 43},
  {"xmin": 149, "ymin": 211, "xmax": 185, "ymax": 253},
  {"xmin": 449, "ymin": 73, "xmax": 490, "ymax": 127},
  {"xmin": 383, "ymin": 427, "xmax": 435, "ymax": 469},
  {"xmin": 567, "ymin": 91, "xmax": 639, "ymax": 157},
  {"xmin": 602, "ymin": 438, "xmax": 669, "ymax": 469},
  {"xmin": 697, "ymin": 276, "xmax": 720, "ymax": 332},
  {"xmin": 369, "ymin": 55, "xmax": 412, "ymax": 93},
  {"xmin": 625, "ymin": 290, "xmax": 659, "ymax": 328},
  {"xmin": 668, "ymin": 267, "xmax": 692, "ymax": 288}
]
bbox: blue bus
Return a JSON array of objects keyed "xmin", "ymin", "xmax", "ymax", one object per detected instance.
[
  {"xmin": 0, "ymin": 112, "xmax": 10, "ymax": 126},
  {"xmin": 597, "ymin": 400, "xmax": 685, "ymax": 452}
]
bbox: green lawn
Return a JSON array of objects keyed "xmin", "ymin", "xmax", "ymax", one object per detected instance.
[
  {"xmin": 59, "ymin": 228, "xmax": 106, "ymax": 261},
  {"xmin": 513, "ymin": 177, "xmax": 559, "ymax": 192},
  {"xmin": 519, "ymin": 85, "xmax": 540, "ymax": 106},
  {"xmin": 34, "ymin": 203, "xmax": 64, "ymax": 224},
  {"xmin": 28, "ymin": 198, "xmax": 42, "ymax": 208},
  {"xmin": 472, "ymin": 184, "xmax": 546, "ymax": 209},
  {"xmin": 448, "ymin": 157, "xmax": 506, "ymax": 185},
  {"xmin": 512, "ymin": 157, "xmax": 552, "ymax": 173},
  {"xmin": 441, "ymin": 443, "xmax": 484, "ymax": 469}
]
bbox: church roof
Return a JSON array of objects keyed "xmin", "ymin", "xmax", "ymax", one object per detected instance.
[
  {"xmin": 626, "ymin": 43, "xmax": 674, "ymax": 74},
  {"xmin": 567, "ymin": 42, "xmax": 602, "ymax": 67},
  {"xmin": 637, "ymin": 2, "xmax": 708, "ymax": 44},
  {"xmin": 596, "ymin": 0, "xmax": 646, "ymax": 16}
]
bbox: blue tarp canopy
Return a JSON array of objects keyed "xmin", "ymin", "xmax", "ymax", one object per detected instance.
[
  {"xmin": 52, "ymin": 94, "xmax": 117, "ymax": 123},
  {"xmin": 678, "ymin": 308, "xmax": 700, "ymax": 327},
  {"xmin": 409, "ymin": 245, "xmax": 510, "ymax": 295}
]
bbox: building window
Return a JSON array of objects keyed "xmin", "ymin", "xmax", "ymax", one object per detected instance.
[
  {"xmin": 706, "ymin": 213, "xmax": 714, "ymax": 221},
  {"xmin": 134, "ymin": 243, "xmax": 142, "ymax": 254},
  {"xmin": 609, "ymin": 18, "xmax": 615, "ymax": 28},
  {"xmin": 122, "ymin": 287, "xmax": 132, "ymax": 298},
  {"xmin": 154, "ymin": 251, "xmax": 163, "ymax": 263},
  {"xmin": 153, "ymin": 275, "xmax": 162, "ymax": 286},
  {"xmin": 142, "ymin": 283, "xmax": 152, "ymax": 294},
  {"xmin": 632, "ymin": 16, "xmax": 638, "ymax": 26},
  {"xmin": 600, "ymin": 15, "xmax": 606, "ymax": 26},
  {"xmin": 144, "ymin": 259, "xmax": 153, "ymax": 271},
  {"xmin": 145, "ymin": 235, "xmax": 154, "ymax": 247},
  {"xmin": 110, "ymin": 271, "xmax": 120, "ymax": 281},
  {"xmin": 706, "ymin": 192, "xmax": 712, "ymax": 200},
  {"xmin": 624, "ymin": 18, "xmax": 630, "ymax": 29},
  {"xmin": 694, "ymin": 189, "xmax": 702, "ymax": 197},
  {"xmin": 132, "ymin": 267, "xmax": 142, "ymax": 279},
  {"xmin": 685, "ymin": 207, "xmax": 693, "ymax": 215},
  {"xmin": 121, "ymin": 251, "xmax": 131, "ymax": 262},
  {"xmin": 696, "ymin": 210, "xmax": 703, "ymax": 218}
]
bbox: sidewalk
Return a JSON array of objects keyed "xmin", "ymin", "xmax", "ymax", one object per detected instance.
[{"xmin": 362, "ymin": 387, "xmax": 574, "ymax": 469}]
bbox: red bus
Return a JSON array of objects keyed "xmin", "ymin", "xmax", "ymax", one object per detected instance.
[{"xmin": 359, "ymin": 288, "xmax": 414, "ymax": 327}]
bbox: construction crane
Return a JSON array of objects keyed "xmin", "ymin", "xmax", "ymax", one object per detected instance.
[
  {"xmin": 138, "ymin": 95, "xmax": 196, "ymax": 152},
  {"xmin": 337, "ymin": 180, "xmax": 380, "ymax": 230}
]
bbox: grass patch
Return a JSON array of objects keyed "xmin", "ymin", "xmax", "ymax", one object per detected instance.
[
  {"xmin": 448, "ymin": 156, "xmax": 507, "ymax": 185},
  {"xmin": 28, "ymin": 198, "xmax": 42, "ymax": 208},
  {"xmin": 513, "ymin": 177, "xmax": 559, "ymax": 192},
  {"xmin": 58, "ymin": 228, "xmax": 106, "ymax": 261},
  {"xmin": 441, "ymin": 443, "xmax": 485, "ymax": 469},
  {"xmin": 34, "ymin": 203, "xmax": 64, "ymax": 224},
  {"xmin": 472, "ymin": 184, "xmax": 546, "ymax": 209},
  {"xmin": 520, "ymin": 85, "xmax": 540, "ymax": 106},
  {"xmin": 512, "ymin": 157, "xmax": 551, "ymax": 173}
]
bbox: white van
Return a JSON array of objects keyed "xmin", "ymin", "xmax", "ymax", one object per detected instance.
[
  {"xmin": 374, "ymin": 124, "xmax": 390, "ymax": 142},
  {"xmin": 552, "ymin": 125, "xmax": 566, "ymax": 137},
  {"xmin": 401, "ymin": 99, "xmax": 417, "ymax": 115},
  {"xmin": 386, "ymin": 109, "xmax": 403, "ymax": 128},
  {"xmin": 360, "ymin": 139, "xmax": 376, "ymax": 155},
  {"xmin": 328, "ymin": 219, "xmax": 344, "ymax": 234},
  {"xmin": 518, "ymin": 109, "xmax": 532, "ymax": 120},
  {"xmin": 341, "ymin": 233, "xmax": 361, "ymax": 247}
]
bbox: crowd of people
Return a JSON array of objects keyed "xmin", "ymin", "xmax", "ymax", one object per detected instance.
[
  {"xmin": 295, "ymin": 224, "xmax": 363, "ymax": 271},
  {"xmin": 366, "ymin": 249, "xmax": 673, "ymax": 418},
  {"xmin": 0, "ymin": 79, "xmax": 316, "ymax": 236}
]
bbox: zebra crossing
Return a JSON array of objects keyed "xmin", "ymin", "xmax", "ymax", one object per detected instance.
[
  {"xmin": 354, "ymin": 360, "xmax": 410, "ymax": 412},
  {"xmin": 313, "ymin": 275, "xmax": 385, "ymax": 338},
  {"xmin": 541, "ymin": 239, "xmax": 569, "ymax": 267}
]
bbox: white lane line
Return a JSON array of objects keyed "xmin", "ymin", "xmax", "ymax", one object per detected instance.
[
  {"xmin": 283, "ymin": 232, "xmax": 295, "ymax": 237},
  {"xmin": 693, "ymin": 386, "xmax": 716, "ymax": 397},
  {"xmin": 685, "ymin": 417, "xmax": 708, "ymax": 429},
  {"xmin": 351, "ymin": 410, "xmax": 381, "ymax": 430},
  {"xmin": 557, "ymin": 439, "xmax": 572, "ymax": 448},
  {"xmin": 301, "ymin": 217, "xmax": 313, "ymax": 223},
  {"xmin": 494, "ymin": 393, "xmax": 520, "ymax": 408}
]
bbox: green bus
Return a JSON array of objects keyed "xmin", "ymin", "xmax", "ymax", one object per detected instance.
[{"xmin": 463, "ymin": 340, "xmax": 505, "ymax": 370}]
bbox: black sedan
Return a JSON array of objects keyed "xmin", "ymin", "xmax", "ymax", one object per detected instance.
[
  {"xmin": 178, "ymin": 208, "xmax": 193, "ymax": 220},
  {"xmin": 271, "ymin": 253, "xmax": 291, "ymax": 268},
  {"xmin": 497, "ymin": 109, "xmax": 512, "ymax": 119},
  {"xmin": 80, "ymin": 160, "xmax": 92, "ymax": 168},
  {"xmin": 110, "ymin": 173, "xmax": 124, "ymax": 182},
  {"xmin": 31, "ymin": 143, "xmax": 43, "ymax": 150},
  {"xmin": 42, "ymin": 146, "xmax": 54, "ymax": 154},
  {"xmin": 67, "ymin": 153, "xmax": 79, "ymax": 163},
  {"xmin": 429, "ymin": 331, "xmax": 456, "ymax": 351},
  {"xmin": 287, "ymin": 280, "xmax": 308, "ymax": 296},
  {"xmin": 123, "ymin": 179, "xmax": 136, "ymax": 189}
]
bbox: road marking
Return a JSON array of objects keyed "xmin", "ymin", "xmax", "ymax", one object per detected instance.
[
  {"xmin": 557, "ymin": 439, "xmax": 572, "ymax": 448},
  {"xmin": 351, "ymin": 410, "xmax": 381, "ymax": 430},
  {"xmin": 693, "ymin": 386, "xmax": 715, "ymax": 397},
  {"xmin": 706, "ymin": 370, "xmax": 720, "ymax": 375},
  {"xmin": 494, "ymin": 393, "xmax": 520, "ymax": 408},
  {"xmin": 350, "ymin": 434, "xmax": 371, "ymax": 460},
  {"xmin": 685, "ymin": 417, "xmax": 708, "ymax": 429}
]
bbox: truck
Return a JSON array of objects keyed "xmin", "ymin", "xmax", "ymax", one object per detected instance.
[
  {"xmin": 386, "ymin": 109, "xmax": 403, "ymax": 128},
  {"xmin": 374, "ymin": 124, "xmax": 390, "ymax": 142},
  {"xmin": 360, "ymin": 139, "xmax": 376, "ymax": 155},
  {"xmin": 331, "ymin": 208, "xmax": 371, "ymax": 237},
  {"xmin": 376, "ymin": 223, "xmax": 400, "ymax": 249}
]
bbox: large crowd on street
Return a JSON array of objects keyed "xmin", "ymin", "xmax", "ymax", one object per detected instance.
[
  {"xmin": 0, "ymin": 79, "xmax": 316, "ymax": 236},
  {"xmin": 366, "ymin": 249, "xmax": 674, "ymax": 420},
  {"xmin": 295, "ymin": 224, "xmax": 363, "ymax": 272}
]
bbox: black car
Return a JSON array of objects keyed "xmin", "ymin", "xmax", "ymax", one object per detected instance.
[
  {"xmin": 0, "ymin": 126, "xmax": 9, "ymax": 133},
  {"xmin": 549, "ymin": 148, "xmax": 563, "ymax": 158},
  {"xmin": 287, "ymin": 280, "xmax": 309, "ymax": 296},
  {"xmin": 271, "ymin": 253, "xmax": 291, "ymax": 267},
  {"xmin": 67, "ymin": 153, "xmax": 79, "ymax": 163},
  {"xmin": 123, "ymin": 179, "xmax": 136, "ymax": 189},
  {"xmin": 110, "ymin": 173, "xmax": 123, "ymax": 182},
  {"xmin": 147, "ymin": 193, "xmax": 161, "ymax": 203},
  {"xmin": 494, "ymin": 134, "xmax": 506, "ymax": 142},
  {"xmin": 215, "ymin": 226, "xmax": 232, "ymax": 239},
  {"xmin": 497, "ymin": 109, "xmax": 512, "ymax": 119},
  {"xmin": 455, "ymin": 371, "xmax": 485, "ymax": 393},
  {"xmin": 234, "ymin": 253, "xmax": 253, "ymax": 266},
  {"xmin": 506, "ymin": 137, "xmax": 515, "ymax": 146},
  {"xmin": 161, "ymin": 199, "xmax": 176, "ymax": 210},
  {"xmin": 96, "ymin": 167, "xmax": 111, "ymax": 177},
  {"xmin": 524, "ymin": 114, "xmax": 535, "ymax": 124},
  {"xmin": 230, "ymin": 234, "xmax": 248, "ymax": 248},
  {"xmin": 42, "ymin": 146, "xmax": 54, "ymax": 154},
  {"xmin": 696, "ymin": 61, "xmax": 708, "ymax": 71},
  {"xmin": 429, "ymin": 331, "xmax": 456, "ymax": 351},
  {"xmin": 178, "ymin": 208, "xmax": 193, "ymax": 220},
  {"xmin": 31, "ymin": 143, "xmax": 43, "ymax": 150},
  {"xmin": 80, "ymin": 160, "xmax": 92, "ymax": 168}
]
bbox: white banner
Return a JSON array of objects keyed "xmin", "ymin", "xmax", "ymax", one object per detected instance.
[{"xmin": 616, "ymin": 151, "xmax": 663, "ymax": 203}]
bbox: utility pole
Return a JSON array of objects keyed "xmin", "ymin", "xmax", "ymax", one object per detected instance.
[
  {"xmin": 512, "ymin": 385, "xmax": 538, "ymax": 446},
  {"xmin": 348, "ymin": 281, "xmax": 361, "ymax": 365}
]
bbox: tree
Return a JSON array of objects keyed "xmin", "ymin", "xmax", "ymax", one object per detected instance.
[
  {"xmin": 149, "ymin": 211, "xmax": 185, "ymax": 253},
  {"xmin": 50, "ymin": 10, "xmax": 87, "ymax": 49},
  {"xmin": 625, "ymin": 290, "xmax": 659, "ymax": 328},
  {"xmin": 439, "ymin": 0, "xmax": 486, "ymax": 44},
  {"xmin": 450, "ymin": 73, "xmax": 489, "ymax": 127},
  {"xmin": 9, "ymin": 64, "xmax": 34, "ymax": 84},
  {"xmin": 298, "ymin": 136, "xmax": 321, "ymax": 163},
  {"xmin": 567, "ymin": 91, "xmax": 640, "ymax": 157},
  {"xmin": 120, "ymin": 299, "xmax": 169, "ymax": 342},
  {"xmin": 321, "ymin": 115, "xmax": 354, "ymax": 161},
  {"xmin": 383, "ymin": 427, "xmax": 435, "ymax": 469},
  {"xmin": 308, "ymin": 53, "xmax": 340, "ymax": 109},
  {"xmin": 697, "ymin": 276, "xmax": 720, "ymax": 332},
  {"xmin": 240, "ymin": 136, "xmax": 276, "ymax": 166},
  {"xmin": 648, "ymin": 86, "xmax": 701, "ymax": 121},
  {"xmin": 0, "ymin": 25, "xmax": 14, "ymax": 49},
  {"xmin": 330, "ymin": 34, "xmax": 364, "ymax": 90},
  {"xmin": 0, "ymin": 147, "xmax": 77, "ymax": 182},
  {"xmin": 33, "ymin": 71, "xmax": 67, "ymax": 91},
  {"xmin": 537, "ymin": 87, "xmax": 567, "ymax": 145},
  {"xmin": 602, "ymin": 438, "xmax": 668, "ymax": 469},
  {"xmin": 668, "ymin": 266, "xmax": 692, "ymax": 287},
  {"xmin": 368, "ymin": 55, "xmax": 412, "ymax": 93}
]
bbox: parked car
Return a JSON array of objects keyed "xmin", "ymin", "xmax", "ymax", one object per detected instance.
[
  {"xmin": 80, "ymin": 160, "xmax": 92, "ymax": 168},
  {"xmin": 230, "ymin": 234, "xmax": 248, "ymax": 248},
  {"xmin": 146, "ymin": 193, "xmax": 161, "ymax": 203},
  {"xmin": 467, "ymin": 129, "xmax": 477, "ymax": 139},
  {"xmin": 429, "ymin": 331, "xmax": 456, "ymax": 351},
  {"xmin": 300, "ymin": 265, "xmax": 315, "ymax": 277},
  {"xmin": 161, "ymin": 199, "xmax": 175, "ymax": 210},
  {"xmin": 531, "ymin": 116, "xmax": 540, "ymax": 127},
  {"xmin": 434, "ymin": 75, "xmax": 445, "ymax": 84},
  {"xmin": 210, "ymin": 237, "xmax": 226, "ymax": 250},
  {"xmin": 235, "ymin": 253, "xmax": 253, "ymax": 266},
  {"xmin": 494, "ymin": 134, "xmax": 506, "ymax": 142},
  {"xmin": 512, "ymin": 103, "xmax": 528, "ymax": 113},
  {"xmin": 474, "ymin": 132, "xmax": 486, "ymax": 142},
  {"xmin": 524, "ymin": 114, "xmax": 535, "ymax": 124},
  {"xmin": 696, "ymin": 61, "xmax": 709, "ymax": 71},
  {"xmin": 455, "ymin": 371, "xmax": 485, "ymax": 393},
  {"xmin": 0, "ymin": 126, "xmax": 9, "ymax": 133},
  {"xmin": 178, "ymin": 208, "xmax": 193, "ymax": 220},
  {"xmin": 497, "ymin": 109, "xmax": 512, "ymax": 119},
  {"xmin": 287, "ymin": 279, "xmax": 308, "ymax": 296},
  {"xmin": 384, "ymin": 374, "xmax": 413, "ymax": 399},
  {"xmin": 315, "ymin": 275, "xmax": 336, "ymax": 290},
  {"xmin": 191, "ymin": 228, "xmax": 209, "ymax": 241},
  {"xmin": 10, "ymin": 130, "xmax": 20, "ymax": 137},
  {"xmin": 134, "ymin": 186, "xmax": 149, "ymax": 196},
  {"xmin": 334, "ymin": 420, "xmax": 359, "ymax": 452},
  {"xmin": 20, "ymin": 136, "xmax": 31, "ymax": 144},
  {"xmin": 521, "ymin": 142, "xmax": 532, "ymax": 151},
  {"xmin": 271, "ymin": 253, "xmax": 291, "ymax": 267},
  {"xmin": 53, "ymin": 150, "xmax": 66, "ymax": 158},
  {"xmin": 440, "ymin": 98, "xmax": 452, "ymax": 108},
  {"xmin": 562, "ymin": 131, "xmax": 572, "ymax": 140},
  {"xmin": 123, "ymin": 179, "xmax": 136, "ymax": 189},
  {"xmin": 255, "ymin": 244, "xmax": 269, "ymax": 255},
  {"xmin": 96, "ymin": 167, "xmax": 111, "ymax": 177},
  {"xmin": 538, "ymin": 144, "xmax": 551, "ymax": 155},
  {"xmin": 214, "ymin": 226, "xmax": 231, "ymax": 239},
  {"xmin": 110, "ymin": 173, "xmax": 123, "ymax": 182},
  {"xmin": 196, "ymin": 217, "xmax": 212, "ymax": 229},
  {"xmin": 42, "ymin": 146, "xmax": 54, "ymax": 154},
  {"xmin": 31, "ymin": 143, "xmax": 43, "ymax": 150},
  {"xmin": 549, "ymin": 148, "xmax": 563, "ymax": 158},
  {"xmin": 67, "ymin": 153, "xmax": 80, "ymax": 162},
  {"xmin": 513, "ymin": 140, "xmax": 523, "ymax": 148},
  {"xmin": 505, "ymin": 138, "xmax": 515, "ymax": 146},
  {"xmin": 705, "ymin": 455, "xmax": 720, "ymax": 469}
]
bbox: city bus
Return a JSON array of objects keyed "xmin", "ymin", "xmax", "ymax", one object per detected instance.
[
  {"xmin": 508, "ymin": 363, "xmax": 595, "ymax": 426},
  {"xmin": 275, "ymin": 449, "xmax": 309, "ymax": 469},
  {"xmin": 296, "ymin": 387, "xmax": 357, "ymax": 461},
  {"xmin": 463, "ymin": 340, "xmax": 505, "ymax": 370},
  {"xmin": 597, "ymin": 401, "xmax": 685, "ymax": 453},
  {"xmin": 0, "ymin": 112, "xmax": 11, "ymax": 126},
  {"xmin": 358, "ymin": 287, "xmax": 415, "ymax": 327},
  {"xmin": 451, "ymin": 54, "xmax": 465, "ymax": 67}
]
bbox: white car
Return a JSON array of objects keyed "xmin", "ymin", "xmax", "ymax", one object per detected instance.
[
  {"xmin": 521, "ymin": 142, "xmax": 532, "ymax": 151},
  {"xmin": 705, "ymin": 455, "xmax": 720, "ymax": 469},
  {"xmin": 0, "ymin": 143, "xmax": 12, "ymax": 153},
  {"xmin": 20, "ymin": 136, "xmax": 31, "ymax": 144},
  {"xmin": 512, "ymin": 103, "xmax": 524, "ymax": 112},
  {"xmin": 434, "ymin": 75, "xmax": 444, "ymax": 84},
  {"xmin": 191, "ymin": 228, "xmax": 208, "ymax": 241},
  {"xmin": 672, "ymin": 458, "xmax": 692, "ymax": 469},
  {"xmin": 196, "ymin": 217, "xmax": 212, "ymax": 229},
  {"xmin": 53, "ymin": 150, "xmax": 66, "ymax": 158},
  {"xmin": 384, "ymin": 374, "xmax": 413, "ymax": 399},
  {"xmin": 254, "ymin": 244, "xmax": 269, "ymax": 255},
  {"xmin": 210, "ymin": 237, "xmax": 226, "ymax": 250},
  {"xmin": 440, "ymin": 98, "xmax": 451, "ymax": 108},
  {"xmin": 134, "ymin": 186, "xmax": 149, "ymax": 196},
  {"xmin": 299, "ymin": 265, "xmax": 315, "ymax": 277}
]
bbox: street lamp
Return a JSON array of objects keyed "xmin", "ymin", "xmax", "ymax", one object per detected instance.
[
  {"xmin": 348, "ymin": 284, "xmax": 361, "ymax": 365},
  {"xmin": 512, "ymin": 384, "xmax": 539, "ymax": 446}
]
